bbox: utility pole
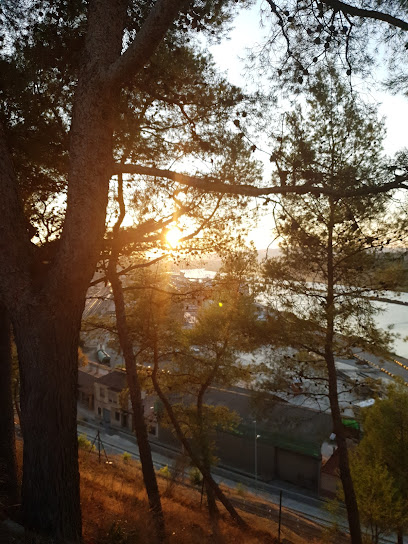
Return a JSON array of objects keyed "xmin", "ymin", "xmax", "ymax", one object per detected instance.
[
  {"xmin": 88, "ymin": 429, "xmax": 111, "ymax": 464},
  {"xmin": 254, "ymin": 420, "xmax": 260, "ymax": 485},
  {"xmin": 278, "ymin": 490, "xmax": 283, "ymax": 543}
]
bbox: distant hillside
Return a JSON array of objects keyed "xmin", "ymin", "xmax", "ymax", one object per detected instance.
[{"xmin": 175, "ymin": 249, "xmax": 282, "ymax": 272}]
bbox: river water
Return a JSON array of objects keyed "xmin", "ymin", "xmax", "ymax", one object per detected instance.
[
  {"xmin": 371, "ymin": 292, "xmax": 408, "ymax": 358},
  {"xmin": 180, "ymin": 269, "xmax": 408, "ymax": 359}
]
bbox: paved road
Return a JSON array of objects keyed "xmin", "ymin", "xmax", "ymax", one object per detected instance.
[{"xmin": 353, "ymin": 348, "xmax": 408, "ymax": 383}]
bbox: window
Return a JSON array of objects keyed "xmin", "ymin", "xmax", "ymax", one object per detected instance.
[
  {"xmin": 100, "ymin": 387, "xmax": 105, "ymax": 398},
  {"xmin": 98, "ymin": 407, "xmax": 101, "ymax": 416},
  {"xmin": 115, "ymin": 411, "xmax": 120, "ymax": 421},
  {"xmin": 148, "ymin": 424, "xmax": 157, "ymax": 437}
]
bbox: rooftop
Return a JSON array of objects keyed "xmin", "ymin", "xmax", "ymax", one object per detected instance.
[{"xmin": 97, "ymin": 368, "xmax": 128, "ymax": 392}]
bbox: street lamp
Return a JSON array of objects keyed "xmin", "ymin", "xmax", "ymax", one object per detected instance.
[{"xmin": 254, "ymin": 420, "xmax": 261, "ymax": 484}]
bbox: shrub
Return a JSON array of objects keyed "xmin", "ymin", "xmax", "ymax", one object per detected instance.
[
  {"xmin": 189, "ymin": 467, "xmax": 203, "ymax": 487},
  {"xmin": 78, "ymin": 433, "xmax": 94, "ymax": 451},
  {"xmin": 158, "ymin": 465, "xmax": 171, "ymax": 478},
  {"xmin": 122, "ymin": 451, "xmax": 131, "ymax": 464}
]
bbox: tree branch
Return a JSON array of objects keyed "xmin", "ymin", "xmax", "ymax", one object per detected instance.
[
  {"xmin": 112, "ymin": 162, "xmax": 408, "ymax": 199},
  {"xmin": 322, "ymin": 0, "xmax": 408, "ymax": 31},
  {"xmin": 89, "ymin": 255, "xmax": 168, "ymax": 287},
  {"xmin": 104, "ymin": 0, "xmax": 189, "ymax": 88}
]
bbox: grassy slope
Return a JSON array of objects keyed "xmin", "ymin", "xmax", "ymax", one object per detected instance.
[
  {"xmin": 78, "ymin": 448, "xmax": 344, "ymax": 544},
  {"xmin": 3, "ymin": 441, "xmax": 347, "ymax": 543}
]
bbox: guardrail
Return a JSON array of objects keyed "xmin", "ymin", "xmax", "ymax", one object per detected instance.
[{"xmin": 353, "ymin": 353, "xmax": 408, "ymax": 386}]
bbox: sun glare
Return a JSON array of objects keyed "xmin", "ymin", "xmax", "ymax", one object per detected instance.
[{"xmin": 166, "ymin": 226, "xmax": 183, "ymax": 249}]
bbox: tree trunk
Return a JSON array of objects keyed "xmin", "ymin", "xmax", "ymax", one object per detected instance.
[
  {"xmin": 204, "ymin": 466, "xmax": 219, "ymax": 538},
  {"xmin": 397, "ymin": 529, "xmax": 404, "ymax": 544},
  {"xmin": 206, "ymin": 490, "xmax": 219, "ymax": 541},
  {"xmin": 196, "ymin": 375, "xmax": 220, "ymax": 528},
  {"xmin": 0, "ymin": 305, "xmax": 19, "ymax": 511},
  {"xmin": 151, "ymin": 357, "xmax": 246, "ymax": 528},
  {"xmin": 13, "ymin": 305, "xmax": 82, "ymax": 542},
  {"xmin": 326, "ymin": 351, "xmax": 362, "ymax": 544},
  {"xmin": 325, "ymin": 200, "xmax": 362, "ymax": 544},
  {"xmin": 0, "ymin": 1, "xmax": 192, "ymax": 540},
  {"xmin": 108, "ymin": 265, "xmax": 166, "ymax": 544}
]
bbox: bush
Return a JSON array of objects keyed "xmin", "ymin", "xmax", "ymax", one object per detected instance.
[
  {"xmin": 158, "ymin": 465, "xmax": 171, "ymax": 478},
  {"xmin": 122, "ymin": 451, "xmax": 131, "ymax": 464},
  {"xmin": 189, "ymin": 467, "xmax": 203, "ymax": 487},
  {"xmin": 78, "ymin": 433, "xmax": 94, "ymax": 451}
]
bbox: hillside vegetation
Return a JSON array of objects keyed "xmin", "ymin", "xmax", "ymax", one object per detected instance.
[{"xmin": 1, "ymin": 442, "xmax": 348, "ymax": 544}]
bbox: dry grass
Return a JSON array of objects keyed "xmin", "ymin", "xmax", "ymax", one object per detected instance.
[
  {"xmin": 8, "ymin": 441, "xmax": 338, "ymax": 543},
  {"xmin": 78, "ymin": 449, "xmax": 331, "ymax": 544}
]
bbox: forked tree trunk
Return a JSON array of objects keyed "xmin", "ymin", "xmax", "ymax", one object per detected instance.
[
  {"xmin": 151, "ymin": 351, "xmax": 246, "ymax": 528},
  {"xmin": 13, "ymin": 303, "xmax": 82, "ymax": 541},
  {"xmin": 0, "ymin": 305, "xmax": 18, "ymax": 511},
  {"xmin": 0, "ymin": 1, "xmax": 207, "ymax": 540},
  {"xmin": 108, "ymin": 263, "xmax": 166, "ymax": 544}
]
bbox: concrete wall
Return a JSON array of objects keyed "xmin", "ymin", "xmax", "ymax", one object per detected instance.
[
  {"xmin": 320, "ymin": 472, "xmax": 339, "ymax": 498},
  {"xmin": 214, "ymin": 431, "xmax": 276, "ymax": 481},
  {"xmin": 275, "ymin": 447, "xmax": 321, "ymax": 491},
  {"xmin": 155, "ymin": 422, "xmax": 321, "ymax": 493}
]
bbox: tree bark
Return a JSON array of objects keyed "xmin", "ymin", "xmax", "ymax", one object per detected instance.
[
  {"xmin": 325, "ymin": 349, "xmax": 362, "ymax": 544},
  {"xmin": 108, "ymin": 262, "xmax": 166, "ymax": 544},
  {"xmin": 0, "ymin": 305, "xmax": 19, "ymax": 511},
  {"xmin": 196, "ymin": 368, "xmax": 220, "ymax": 527},
  {"xmin": 325, "ymin": 200, "xmax": 362, "ymax": 544},
  {"xmin": 13, "ymin": 303, "xmax": 83, "ymax": 541},
  {"xmin": 0, "ymin": 0, "xmax": 197, "ymax": 539}
]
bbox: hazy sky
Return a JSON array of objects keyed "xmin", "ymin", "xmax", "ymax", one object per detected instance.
[
  {"xmin": 210, "ymin": 1, "xmax": 408, "ymax": 157},
  {"xmin": 207, "ymin": 1, "xmax": 408, "ymax": 249}
]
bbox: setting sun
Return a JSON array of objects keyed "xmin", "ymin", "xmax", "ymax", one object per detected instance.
[{"xmin": 165, "ymin": 226, "xmax": 183, "ymax": 248}]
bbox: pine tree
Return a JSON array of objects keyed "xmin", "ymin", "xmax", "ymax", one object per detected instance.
[{"xmin": 261, "ymin": 67, "xmax": 400, "ymax": 544}]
